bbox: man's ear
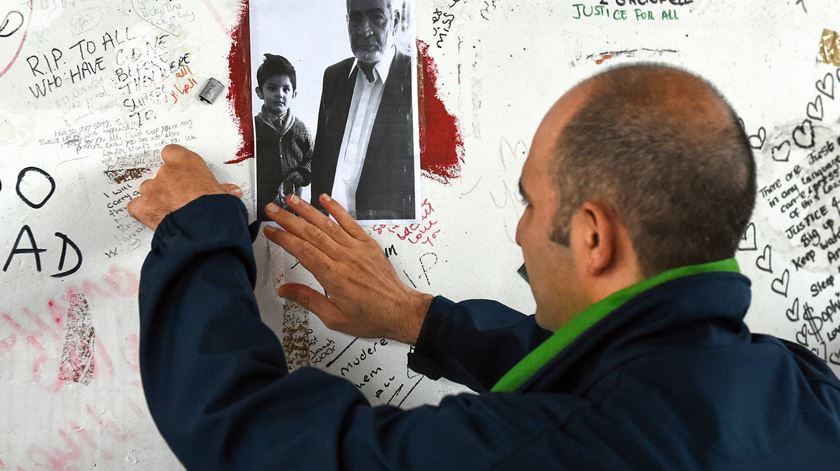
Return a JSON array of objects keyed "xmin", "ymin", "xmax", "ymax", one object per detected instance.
[
  {"xmin": 255, "ymin": 87, "xmax": 264, "ymax": 100},
  {"xmin": 574, "ymin": 201, "xmax": 617, "ymax": 277},
  {"xmin": 392, "ymin": 9, "xmax": 401, "ymax": 32}
]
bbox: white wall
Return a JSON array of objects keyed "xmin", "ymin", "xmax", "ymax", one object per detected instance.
[{"xmin": 1, "ymin": 0, "xmax": 839, "ymax": 468}]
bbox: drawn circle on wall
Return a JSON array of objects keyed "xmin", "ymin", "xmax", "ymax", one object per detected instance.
[
  {"xmin": 16, "ymin": 167, "xmax": 56, "ymax": 209},
  {"xmin": 0, "ymin": 1, "xmax": 33, "ymax": 79}
]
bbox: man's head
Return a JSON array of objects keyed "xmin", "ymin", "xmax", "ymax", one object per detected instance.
[
  {"xmin": 346, "ymin": 0, "xmax": 400, "ymax": 65},
  {"xmin": 517, "ymin": 64, "xmax": 755, "ymax": 330},
  {"xmin": 255, "ymin": 54, "xmax": 297, "ymax": 117}
]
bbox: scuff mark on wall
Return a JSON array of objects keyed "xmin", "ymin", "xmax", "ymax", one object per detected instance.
[{"xmin": 58, "ymin": 294, "xmax": 95, "ymax": 385}]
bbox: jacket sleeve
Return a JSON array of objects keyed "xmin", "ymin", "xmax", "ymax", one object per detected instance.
[
  {"xmin": 138, "ymin": 195, "xmax": 585, "ymax": 470},
  {"xmin": 408, "ymin": 296, "xmax": 552, "ymax": 392}
]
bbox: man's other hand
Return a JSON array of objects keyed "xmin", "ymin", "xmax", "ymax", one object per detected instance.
[
  {"xmin": 264, "ymin": 194, "xmax": 433, "ymax": 345},
  {"xmin": 128, "ymin": 144, "xmax": 242, "ymax": 230}
]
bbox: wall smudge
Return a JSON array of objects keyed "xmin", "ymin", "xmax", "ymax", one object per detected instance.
[
  {"xmin": 225, "ymin": 1, "xmax": 254, "ymax": 165},
  {"xmin": 103, "ymin": 167, "xmax": 151, "ymax": 184},
  {"xmin": 282, "ymin": 302, "xmax": 311, "ymax": 371},
  {"xmin": 417, "ymin": 40, "xmax": 464, "ymax": 183},
  {"xmin": 818, "ymin": 28, "xmax": 840, "ymax": 66},
  {"xmin": 58, "ymin": 293, "xmax": 95, "ymax": 385}
]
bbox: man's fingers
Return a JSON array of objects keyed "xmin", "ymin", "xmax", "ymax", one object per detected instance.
[
  {"xmin": 127, "ymin": 197, "xmax": 140, "ymax": 219},
  {"xmin": 220, "ymin": 183, "xmax": 243, "ymax": 197},
  {"xmin": 286, "ymin": 195, "xmax": 354, "ymax": 247},
  {"xmin": 263, "ymin": 225, "xmax": 335, "ymax": 276},
  {"xmin": 276, "ymin": 283, "xmax": 343, "ymax": 327},
  {"xmin": 265, "ymin": 203, "xmax": 344, "ymax": 259},
  {"xmin": 317, "ymin": 194, "xmax": 368, "ymax": 240},
  {"xmin": 160, "ymin": 143, "xmax": 190, "ymax": 164}
]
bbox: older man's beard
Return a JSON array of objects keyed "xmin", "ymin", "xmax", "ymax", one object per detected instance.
[{"xmin": 352, "ymin": 36, "xmax": 392, "ymax": 64}]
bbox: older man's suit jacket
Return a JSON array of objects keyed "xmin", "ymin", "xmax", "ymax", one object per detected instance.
[{"xmin": 310, "ymin": 51, "xmax": 415, "ymax": 220}]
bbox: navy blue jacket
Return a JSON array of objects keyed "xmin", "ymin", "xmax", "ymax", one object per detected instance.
[{"xmin": 139, "ymin": 195, "xmax": 840, "ymax": 469}]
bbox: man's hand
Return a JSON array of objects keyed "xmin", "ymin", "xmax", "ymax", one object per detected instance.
[
  {"xmin": 128, "ymin": 144, "xmax": 241, "ymax": 230},
  {"xmin": 264, "ymin": 194, "xmax": 433, "ymax": 345}
]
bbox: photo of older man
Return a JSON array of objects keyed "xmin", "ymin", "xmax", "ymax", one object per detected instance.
[{"xmin": 309, "ymin": 0, "xmax": 418, "ymax": 222}]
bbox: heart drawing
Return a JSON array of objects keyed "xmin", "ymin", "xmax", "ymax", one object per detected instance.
[
  {"xmin": 806, "ymin": 95, "xmax": 824, "ymax": 121},
  {"xmin": 748, "ymin": 126, "xmax": 767, "ymax": 150},
  {"xmin": 829, "ymin": 350, "xmax": 840, "ymax": 366},
  {"xmin": 792, "ymin": 120, "xmax": 815, "ymax": 149},
  {"xmin": 756, "ymin": 245, "xmax": 773, "ymax": 273},
  {"xmin": 738, "ymin": 222, "xmax": 757, "ymax": 251},
  {"xmin": 816, "ymin": 72, "xmax": 835, "ymax": 100},
  {"xmin": 771, "ymin": 141, "xmax": 791, "ymax": 162},
  {"xmin": 795, "ymin": 323, "xmax": 809, "ymax": 347},
  {"xmin": 771, "ymin": 269, "xmax": 790, "ymax": 297},
  {"xmin": 786, "ymin": 297, "xmax": 800, "ymax": 322}
]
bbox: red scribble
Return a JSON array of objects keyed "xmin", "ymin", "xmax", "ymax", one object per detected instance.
[
  {"xmin": 595, "ymin": 53, "xmax": 613, "ymax": 65},
  {"xmin": 417, "ymin": 40, "xmax": 464, "ymax": 183},
  {"xmin": 3, "ymin": 266, "xmax": 134, "ymax": 389},
  {"xmin": 48, "ymin": 300, "xmax": 62, "ymax": 324},
  {"xmin": 25, "ymin": 412, "xmax": 128, "ymax": 470},
  {"xmin": 224, "ymin": 1, "xmax": 253, "ymax": 164},
  {"xmin": 372, "ymin": 198, "xmax": 441, "ymax": 246},
  {"xmin": 25, "ymin": 308, "xmax": 60, "ymax": 342},
  {"xmin": 0, "ymin": 0, "xmax": 33, "ymax": 79},
  {"xmin": 103, "ymin": 265, "xmax": 140, "ymax": 298},
  {"xmin": 0, "ymin": 314, "xmax": 16, "ymax": 354},
  {"xmin": 168, "ymin": 65, "xmax": 198, "ymax": 104},
  {"xmin": 86, "ymin": 405, "xmax": 132, "ymax": 444},
  {"xmin": 122, "ymin": 333, "xmax": 142, "ymax": 388},
  {"xmin": 200, "ymin": 0, "xmax": 228, "ymax": 31}
]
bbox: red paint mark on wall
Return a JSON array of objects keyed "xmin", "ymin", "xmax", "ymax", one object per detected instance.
[
  {"xmin": 417, "ymin": 40, "xmax": 464, "ymax": 183},
  {"xmin": 595, "ymin": 53, "xmax": 613, "ymax": 65},
  {"xmin": 225, "ymin": 1, "xmax": 253, "ymax": 165}
]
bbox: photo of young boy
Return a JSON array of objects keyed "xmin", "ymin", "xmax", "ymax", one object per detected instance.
[{"xmin": 254, "ymin": 54, "xmax": 314, "ymax": 219}]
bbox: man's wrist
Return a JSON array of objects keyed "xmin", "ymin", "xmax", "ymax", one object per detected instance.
[{"xmin": 396, "ymin": 290, "xmax": 434, "ymax": 346}]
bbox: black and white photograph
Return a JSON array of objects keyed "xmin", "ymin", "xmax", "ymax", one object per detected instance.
[{"xmin": 252, "ymin": 0, "xmax": 420, "ymax": 224}]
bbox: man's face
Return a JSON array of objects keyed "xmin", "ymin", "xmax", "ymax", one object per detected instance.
[
  {"xmin": 256, "ymin": 74, "xmax": 295, "ymax": 117},
  {"xmin": 516, "ymin": 89, "xmax": 591, "ymax": 331},
  {"xmin": 347, "ymin": 0, "xmax": 397, "ymax": 64}
]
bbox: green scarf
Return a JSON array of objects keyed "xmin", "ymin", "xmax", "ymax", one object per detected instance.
[{"xmin": 491, "ymin": 258, "xmax": 740, "ymax": 393}]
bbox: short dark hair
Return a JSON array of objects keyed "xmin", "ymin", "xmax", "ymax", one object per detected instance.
[
  {"xmin": 551, "ymin": 64, "xmax": 756, "ymax": 276},
  {"xmin": 256, "ymin": 54, "xmax": 296, "ymax": 90}
]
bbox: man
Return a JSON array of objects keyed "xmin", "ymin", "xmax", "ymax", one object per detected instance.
[
  {"xmin": 309, "ymin": 0, "xmax": 415, "ymax": 221},
  {"xmin": 128, "ymin": 64, "xmax": 840, "ymax": 469}
]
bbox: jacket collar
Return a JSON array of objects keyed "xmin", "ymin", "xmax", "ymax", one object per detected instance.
[
  {"xmin": 492, "ymin": 258, "xmax": 750, "ymax": 393},
  {"xmin": 349, "ymin": 45, "xmax": 396, "ymax": 83}
]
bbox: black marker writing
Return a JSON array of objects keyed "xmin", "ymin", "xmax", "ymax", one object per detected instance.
[{"xmin": 16, "ymin": 166, "xmax": 55, "ymax": 209}]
